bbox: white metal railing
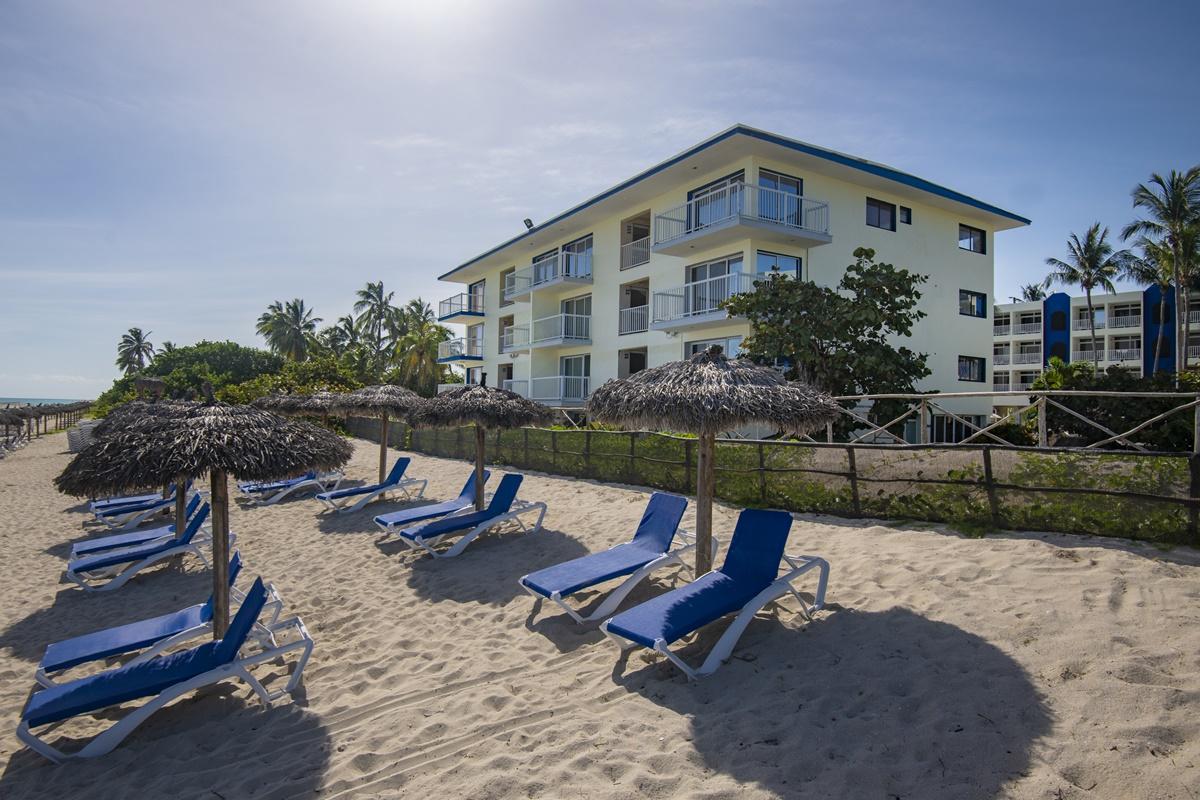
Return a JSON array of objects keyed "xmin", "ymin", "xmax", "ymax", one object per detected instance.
[
  {"xmin": 436, "ymin": 383, "xmax": 460, "ymax": 394},
  {"xmin": 993, "ymin": 353, "xmax": 1011, "ymax": 366},
  {"xmin": 438, "ymin": 293, "xmax": 483, "ymax": 319},
  {"xmin": 1013, "ymin": 352, "xmax": 1042, "ymax": 365},
  {"xmin": 502, "ymin": 380, "xmax": 529, "ymax": 398},
  {"xmin": 531, "ymin": 313, "xmax": 591, "ymax": 344},
  {"xmin": 993, "ymin": 325, "xmax": 1011, "ymax": 337},
  {"xmin": 620, "ymin": 236, "xmax": 650, "ymax": 269},
  {"xmin": 1013, "ymin": 321, "xmax": 1042, "ymax": 334},
  {"xmin": 1108, "ymin": 349, "xmax": 1141, "ymax": 362},
  {"xmin": 1190, "ymin": 310, "xmax": 1200, "ymax": 324},
  {"xmin": 437, "ymin": 337, "xmax": 483, "ymax": 360},
  {"xmin": 530, "ymin": 376, "xmax": 590, "ymax": 404},
  {"xmin": 503, "ymin": 269, "xmax": 533, "ymax": 300},
  {"xmin": 1071, "ymin": 350, "xmax": 1104, "ymax": 361},
  {"xmin": 1072, "ymin": 318, "xmax": 1105, "ymax": 331},
  {"xmin": 1015, "ymin": 382, "xmax": 1036, "ymax": 391},
  {"xmin": 503, "ymin": 251, "xmax": 593, "ymax": 301},
  {"xmin": 619, "ymin": 305, "xmax": 649, "ymax": 334},
  {"xmin": 1109, "ymin": 315, "xmax": 1141, "ymax": 329},
  {"xmin": 652, "ymin": 271, "xmax": 757, "ymax": 323},
  {"xmin": 992, "ymin": 383, "xmax": 1012, "ymax": 392},
  {"xmin": 1189, "ymin": 346, "xmax": 1200, "ymax": 359},
  {"xmin": 653, "ymin": 182, "xmax": 830, "ymax": 246},
  {"xmin": 501, "ymin": 325, "xmax": 530, "ymax": 352}
]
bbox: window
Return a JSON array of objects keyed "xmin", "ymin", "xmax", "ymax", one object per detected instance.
[
  {"xmin": 959, "ymin": 289, "xmax": 987, "ymax": 318},
  {"xmin": 958, "ymin": 224, "xmax": 986, "ymax": 254},
  {"xmin": 899, "ymin": 206, "xmax": 912, "ymax": 224},
  {"xmin": 561, "ymin": 234, "xmax": 593, "ymax": 279},
  {"xmin": 866, "ymin": 197, "xmax": 896, "ymax": 231},
  {"xmin": 687, "ymin": 336, "xmax": 743, "ymax": 358},
  {"xmin": 958, "ymin": 355, "xmax": 986, "ymax": 382},
  {"xmin": 931, "ymin": 414, "xmax": 986, "ymax": 444},
  {"xmin": 686, "ymin": 254, "xmax": 744, "ymax": 316},
  {"xmin": 758, "ymin": 169, "xmax": 803, "ymax": 226},
  {"xmin": 499, "ymin": 268, "xmax": 514, "ymax": 307},
  {"xmin": 465, "ymin": 367, "xmax": 482, "ymax": 386},
  {"xmin": 532, "ymin": 248, "xmax": 558, "ymax": 285},
  {"xmin": 1050, "ymin": 310, "xmax": 1067, "ymax": 331},
  {"xmin": 687, "ymin": 171, "xmax": 745, "ymax": 231},
  {"xmin": 468, "ymin": 279, "xmax": 486, "ymax": 313},
  {"xmin": 756, "ymin": 250, "xmax": 801, "ymax": 279}
]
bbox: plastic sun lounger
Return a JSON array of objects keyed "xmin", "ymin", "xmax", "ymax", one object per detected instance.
[
  {"xmin": 600, "ymin": 508, "xmax": 829, "ymax": 680},
  {"xmin": 37, "ymin": 552, "xmax": 284, "ymax": 687},
  {"xmin": 394, "ymin": 474, "xmax": 547, "ymax": 559},
  {"xmin": 314, "ymin": 457, "xmax": 428, "ymax": 514},
  {"xmin": 90, "ymin": 483, "xmax": 177, "ymax": 514},
  {"xmin": 70, "ymin": 493, "xmax": 206, "ymax": 560},
  {"xmin": 373, "ymin": 470, "xmax": 491, "ymax": 536},
  {"xmin": 93, "ymin": 483, "xmax": 195, "ymax": 531},
  {"xmin": 17, "ymin": 577, "xmax": 314, "ymax": 763},
  {"xmin": 237, "ymin": 470, "xmax": 343, "ymax": 505},
  {"xmin": 64, "ymin": 503, "xmax": 223, "ymax": 593},
  {"xmin": 519, "ymin": 492, "xmax": 692, "ymax": 624}
]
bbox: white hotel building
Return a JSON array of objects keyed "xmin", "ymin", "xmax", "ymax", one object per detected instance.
[{"xmin": 435, "ymin": 125, "xmax": 1029, "ymax": 436}]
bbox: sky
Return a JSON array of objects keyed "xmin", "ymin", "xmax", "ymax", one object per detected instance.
[{"xmin": 2, "ymin": 0, "xmax": 1198, "ymax": 399}]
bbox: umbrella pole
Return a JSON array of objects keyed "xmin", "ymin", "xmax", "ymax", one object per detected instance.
[
  {"xmin": 210, "ymin": 469, "xmax": 231, "ymax": 638},
  {"xmin": 174, "ymin": 473, "xmax": 188, "ymax": 541},
  {"xmin": 474, "ymin": 425, "xmax": 486, "ymax": 511},
  {"xmin": 379, "ymin": 411, "xmax": 389, "ymax": 484},
  {"xmin": 695, "ymin": 431, "xmax": 716, "ymax": 575}
]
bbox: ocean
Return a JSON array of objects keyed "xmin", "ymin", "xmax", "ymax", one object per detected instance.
[{"xmin": 0, "ymin": 397, "xmax": 87, "ymax": 407}]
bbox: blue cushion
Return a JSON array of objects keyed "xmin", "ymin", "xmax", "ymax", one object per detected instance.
[
  {"xmin": 40, "ymin": 604, "xmax": 211, "ymax": 673},
  {"xmin": 91, "ymin": 489, "xmax": 166, "ymax": 512},
  {"xmin": 95, "ymin": 495, "xmax": 171, "ymax": 518},
  {"xmin": 239, "ymin": 471, "xmax": 316, "ymax": 493},
  {"xmin": 68, "ymin": 503, "xmax": 210, "ymax": 573},
  {"xmin": 718, "ymin": 509, "xmax": 792, "ymax": 587},
  {"xmin": 71, "ymin": 496, "xmax": 203, "ymax": 558},
  {"xmin": 373, "ymin": 470, "xmax": 490, "ymax": 529},
  {"xmin": 397, "ymin": 474, "xmax": 522, "ymax": 542},
  {"xmin": 318, "ymin": 458, "xmax": 411, "ymax": 501}
]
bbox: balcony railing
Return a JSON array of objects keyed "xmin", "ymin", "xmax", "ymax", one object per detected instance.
[
  {"xmin": 652, "ymin": 271, "xmax": 757, "ymax": 324},
  {"xmin": 1190, "ymin": 310, "xmax": 1200, "ymax": 324},
  {"xmin": 1109, "ymin": 315, "xmax": 1141, "ymax": 329},
  {"xmin": 438, "ymin": 293, "xmax": 483, "ymax": 320},
  {"xmin": 531, "ymin": 313, "xmax": 591, "ymax": 345},
  {"xmin": 1072, "ymin": 318, "xmax": 1105, "ymax": 331},
  {"xmin": 620, "ymin": 236, "xmax": 650, "ymax": 270},
  {"xmin": 501, "ymin": 325, "xmax": 530, "ymax": 352},
  {"xmin": 1012, "ymin": 322, "xmax": 1042, "ymax": 335},
  {"xmin": 530, "ymin": 376, "xmax": 590, "ymax": 404},
  {"xmin": 1013, "ymin": 352, "xmax": 1042, "ymax": 365},
  {"xmin": 1108, "ymin": 348, "xmax": 1141, "ymax": 362},
  {"xmin": 993, "ymin": 325, "xmax": 1012, "ymax": 336},
  {"xmin": 436, "ymin": 383, "xmax": 461, "ymax": 394},
  {"xmin": 1188, "ymin": 346, "xmax": 1200, "ymax": 359},
  {"xmin": 619, "ymin": 305, "xmax": 649, "ymax": 334},
  {"xmin": 502, "ymin": 380, "xmax": 529, "ymax": 398},
  {"xmin": 437, "ymin": 338, "xmax": 484, "ymax": 361},
  {"xmin": 653, "ymin": 182, "xmax": 830, "ymax": 247},
  {"xmin": 993, "ymin": 353, "xmax": 1011, "ymax": 366},
  {"xmin": 503, "ymin": 251, "xmax": 593, "ymax": 301},
  {"xmin": 1071, "ymin": 350, "xmax": 1103, "ymax": 361},
  {"xmin": 992, "ymin": 383, "xmax": 1012, "ymax": 392}
]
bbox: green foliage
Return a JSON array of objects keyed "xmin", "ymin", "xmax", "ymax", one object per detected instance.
[
  {"xmin": 218, "ymin": 356, "xmax": 363, "ymax": 405},
  {"xmin": 256, "ymin": 298, "xmax": 321, "ymax": 361},
  {"xmin": 115, "ymin": 327, "xmax": 155, "ymax": 375}
]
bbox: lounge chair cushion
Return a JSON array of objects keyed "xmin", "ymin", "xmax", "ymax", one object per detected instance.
[
  {"xmin": 239, "ymin": 471, "xmax": 316, "ymax": 493},
  {"xmin": 397, "ymin": 474, "xmax": 521, "ymax": 542},
  {"xmin": 71, "ymin": 495, "xmax": 203, "ymax": 558},
  {"xmin": 68, "ymin": 503, "xmax": 210, "ymax": 573},
  {"xmin": 317, "ymin": 459, "xmax": 409, "ymax": 501},
  {"xmin": 374, "ymin": 470, "xmax": 489, "ymax": 529}
]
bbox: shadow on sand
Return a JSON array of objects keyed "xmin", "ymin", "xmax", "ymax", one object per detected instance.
[{"xmin": 609, "ymin": 605, "xmax": 1050, "ymax": 799}]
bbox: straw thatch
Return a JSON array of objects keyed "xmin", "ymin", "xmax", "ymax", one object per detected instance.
[
  {"xmin": 92, "ymin": 400, "xmax": 198, "ymax": 438},
  {"xmin": 409, "ymin": 384, "xmax": 555, "ymax": 430},
  {"xmin": 586, "ymin": 345, "xmax": 839, "ymax": 435},
  {"xmin": 335, "ymin": 384, "xmax": 422, "ymax": 417}
]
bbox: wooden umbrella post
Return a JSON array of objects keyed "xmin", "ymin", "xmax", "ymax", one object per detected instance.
[
  {"xmin": 474, "ymin": 425, "xmax": 487, "ymax": 511},
  {"xmin": 174, "ymin": 473, "xmax": 188, "ymax": 541},
  {"xmin": 379, "ymin": 411, "xmax": 390, "ymax": 484},
  {"xmin": 695, "ymin": 431, "xmax": 716, "ymax": 575},
  {"xmin": 209, "ymin": 469, "xmax": 231, "ymax": 638}
]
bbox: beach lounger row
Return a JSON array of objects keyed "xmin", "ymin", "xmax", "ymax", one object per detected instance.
[
  {"xmin": 92, "ymin": 481, "xmax": 196, "ymax": 530},
  {"xmin": 237, "ymin": 470, "xmax": 343, "ymax": 505}
]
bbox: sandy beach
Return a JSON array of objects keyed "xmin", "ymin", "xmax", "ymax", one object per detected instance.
[{"xmin": 0, "ymin": 431, "xmax": 1198, "ymax": 799}]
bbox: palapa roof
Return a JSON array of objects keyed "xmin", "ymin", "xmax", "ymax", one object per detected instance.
[
  {"xmin": 92, "ymin": 400, "xmax": 197, "ymax": 438},
  {"xmin": 335, "ymin": 384, "xmax": 422, "ymax": 418},
  {"xmin": 56, "ymin": 402, "xmax": 352, "ymax": 497},
  {"xmin": 585, "ymin": 345, "xmax": 839, "ymax": 435},
  {"xmin": 409, "ymin": 384, "xmax": 555, "ymax": 430}
]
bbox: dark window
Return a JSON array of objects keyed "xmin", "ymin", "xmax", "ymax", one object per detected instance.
[
  {"xmin": 899, "ymin": 206, "xmax": 912, "ymax": 224},
  {"xmin": 468, "ymin": 279, "xmax": 485, "ymax": 313},
  {"xmin": 1050, "ymin": 342, "xmax": 1067, "ymax": 360},
  {"xmin": 756, "ymin": 250, "xmax": 801, "ymax": 279},
  {"xmin": 1050, "ymin": 310, "xmax": 1067, "ymax": 331},
  {"xmin": 959, "ymin": 224, "xmax": 986, "ymax": 254},
  {"xmin": 959, "ymin": 289, "xmax": 987, "ymax": 318},
  {"xmin": 866, "ymin": 198, "xmax": 896, "ymax": 231},
  {"xmin": 958, "ymin": 355, "xmax": 986, "ymax": 382},
  {"xmin": 499, "ymin": 268, "xmax": 514, "ymax": 307},
  {"xmin": 931, "ymin": 414, "xmax": 986, "ymax": 443}
]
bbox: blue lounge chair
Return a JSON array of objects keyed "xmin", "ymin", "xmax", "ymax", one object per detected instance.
[
  {"xmin": 17, "ymin": 577, "xmax": 314, "ymax": 762},
  {"xmin": 373, "ymin": 470, "xmax": 491, "ymax": 535},
  {"xmin": 519, "ymin": 492, "xmax": 690, "ymax": 624},
  {"xmin": 89, "ymin": 483, "xmax": 177, "ymax": 514},
  {"xmin": 601, "ymin": 509, "xmax": 829, "ymax": 680},
  {"xmin": 70, "ymin": 493, "xmax": 206, "ymax": 560},
  {"xmin": 37, "ymin": 552, "xmax": 284, "ymax": 686},
  {"xmin": 65, "ymin": 503, "xmax": 219, "ymax": 592},
  {"xmin": 393, "ymin": 474, "xmax": 546, "ymax": 559},
  {"xmin": 237, "ymin": 470, "xmax": 342, "ymax": 505},
  {"xmin": 314, "ymin": 457, "xmax": 427, "ymax": 513},
  {"xmin": 93, "ymin": 482, "xmax": 195, "ymax": 531}
]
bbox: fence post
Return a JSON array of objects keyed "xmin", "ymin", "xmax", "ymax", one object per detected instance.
[
  {"xmin": 757, "ymin": 442, "xmax": 767, "ymax": 504},
  {"xmin": 918, "ymin": 400, "xmax": 929, "ymax": 444},
  {"xmin": 456, "ymin": 426, "xmax": 464, "ymax": 459},
  {"xmin": 981, "ymin": 446, "xmax": 1001, "ymax": 530},
  {"xmin": 628, "ymin": 432, "xmax": 637, "ymax": 483},
  {"xmin": 825, "ymin": 422, "xmax": 833, "ymax": 444},
  {"xmin": 551, "ymin": 430, "xmax": 558, "ymax": 471},
  {"xmin": 845, "ymin": 445, "xmax": 861, "ymax": 516},
  {"xmin": 684, "ymin": 438, "xmax": 693, "ymax": 493},
  {"xmin": 584, "ymin": 430, "xmax": 591, "ymax": 479},
  {"xmin": 495, "ymin": 428, "xmax": 502, "ymax": 463},
  {"xmin": 1037, "ymin": 397, "xmax": 1048, "ymax": 448},
  {"xmin": 1193, "ymin": 400, "xmax": 1200, "ymax": 454},
  {"xmin": 1189, "ymin": 455, "xmax": 1200, "ymax": 547},
  {"xmin": 523, "ymin": 428, "xmax": 530, "ymax": 467}
]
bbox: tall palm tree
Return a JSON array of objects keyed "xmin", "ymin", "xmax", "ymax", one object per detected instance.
[
  {"xmin": 353, "ymin": 281, "xmax": 400, "ymax": 363},
  {"xmin": 256, "ymin": 298, "xmax": 321, "ymax": 361},
  {"xmin": 115, "ymin": 327, "xmax": 155, "ymax": 374},
  {"xmin": 1045, "ymin": 223, "xmax": 1132, "ymax": 365},
  {"xmin": 1121, "ymin": 238, "xmax": 1174, "ymax": 371},
  {"xmin": 1011, "ymin": 283, "xmax": 1047, "ymax": 303},
  {"xmin": 394, "ymin": 317, "xmax": 451, "ymax": 396},
  {"xmin": 1121, "ymin": 167, "xmax": 1200, "ymax": 374}
]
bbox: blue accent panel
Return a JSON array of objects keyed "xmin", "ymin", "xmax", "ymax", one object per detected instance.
[
  {"xmin": 1042, "ymin": 292, "xmax": 1072, "ymax": 365},
  {"xmin": 439, "ymin": 125, "xmax": 1030, "ymax": 280},
  {"xmin": 1143, "ymin": 284, "xmax": 1176, "ymax": 375}
]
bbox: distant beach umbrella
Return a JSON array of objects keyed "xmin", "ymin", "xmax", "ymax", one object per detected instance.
[
  {"xmin": 56, "ymin": 401, "xmax": 351, "ymax": 636},
  {"xmin": 335, "ymin": 385, "xmax": 423, "ymax": 483},
  {"xmin": 410, "ymin": 377, "xmax": 555, "ymax": 511},
  {"xmin": 586, "ymin": 345, "xmax": 839, "ymax": 573}
]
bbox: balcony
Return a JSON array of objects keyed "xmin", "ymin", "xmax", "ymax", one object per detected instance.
[
  {"xmin": 530, "ymin": 313, "xmax": 591, "ymax": 349},
  {"xmin": 501, "ymin": 325, "xmax": 530, "ymax": 353},
  {"xmin": 993, "ymin": 324, "xmax": 1012, "ymax": 337},
  {"xmin": 1189, "ymin": 346, "xmax": 1200, "ymax": 359},
  {"xmin": 652, "ymin": 182, "xmax": 831, "ymax": 256},
  {"xmin": 993, "ymin": 353, "xmax": 1011, "ymax": 366},
  {"xmin": 437, "ymin": 293, "xmax": 484, "ymax": 323},
  {"xmin": 1071, "ymin": 350, "xmax": 1104, "ymax": 362},
  {"xmin": 651, "ymin": 271, "xmax": 756, "ymax": 333},
  {"xmin": 1108, "ymin": 348, "xmax": 1141, "ymax": 362},
  {"xmin": 437, "ymin": 338, "xmax": 484, "ymax": 363},
  {"xmin": 619, "ymin": 305, "xmax": 649, "ymax": 335},
  {"xmin": 1109, "ymin": 314, "xmax": 1141, "ymax": 329},
  {"xmin": 503, "ymin": 252, "xmax": 592, "ymax": 302},
  {"xmin": 437, "ymin": 383, "xmax": 471, "ymax": 394},
  {"xmin": 992, "ymin": 382, "xmax": 1011, "ymax": 392},
  {"xmin": 529, "ymin": 375, "xmax": 590, "ymax": 406},
  {"xmin": 1190, "ymin": 311, "xmax": 1200, "ymax": 325},
  {"xmin": 1013, "ymin": 352, "xmax": 1042, "ymax": 365},
  {"xmin": 620, "ymin": 237, "xmax": 651, "ymax": 270},
  {"xmin": 1072, "ymin": 318, "xmax": 1105, "ymax": 331},
  {"xmin": 502, "ymin": 380, "xmax": 528, "ymax": 398},
  {"xmin": 1012, "ymin": 322, "xmax": 1042, "ymax": 335}
]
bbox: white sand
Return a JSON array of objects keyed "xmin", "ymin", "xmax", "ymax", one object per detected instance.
[{"xmin": 0, "ymin": 432, "xmax": 1198, "ymax": 799}]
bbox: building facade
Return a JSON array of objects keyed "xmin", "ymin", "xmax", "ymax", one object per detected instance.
[{"xmin": 435, "ymin": 125, "xmax": 1029, "ymax": 430}]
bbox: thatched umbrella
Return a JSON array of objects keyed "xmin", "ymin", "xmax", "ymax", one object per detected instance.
[
  {"xmin": 586, "ymin": 345, "xmax": 839, "ymax": 574},
  {"xmin": 56, "ymin": 401, "xmax": 351, "ymax": 635},
  {"xmin": 409, "ymin": 377, "xmax": 555, "ymax": 511},
  {"xmin": 336, "ymin": 385, "xmax": 422, "ymax": 483}
]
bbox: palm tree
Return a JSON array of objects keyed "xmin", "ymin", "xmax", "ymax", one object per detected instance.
[
  {"xmin": 115, "ymin": 327, "xmax": 155, "ymax": 374},
  {"xmin": 1122, "ymin": 237, "xmax": 1175, "ymax": 371},
  {"xmin": 316, "ymin": 314, "xmax": 360, "ymax": 357},
  {"xmin": 256, "ymin": 298, "xmax": 321, "ymax": 361},
  {"xmin": 1045, "ymin": 223, "xmax": 1132, "ymax": 365},
  {"xmin": 394, "ymin": 317, "xmax": 451, "ymax": 396},
  {"xmin": 1011, "ymin": 283, "xmax": 1047, "ymax": 303},
  {"xmin": 1121, "ymin": 167, "xmax": 1200, "ymax": 374},
  {"xmin": 353, "ymin": 281, "xmax": 400, "ymax": 363}
]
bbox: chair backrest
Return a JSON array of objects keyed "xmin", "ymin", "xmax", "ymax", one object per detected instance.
[
  {"xmin": 457, "ymin": 469, "xmax": 492, "ymax": 502},
  {"xmin": 718, "ymin": 509, "xmax": 793, "ymax": 588},
  {"xmin": 384, "ymin": 458, "xmax": 411, "ymax": 486},
  {"xmin": 214, "ymin": 577, "xmax": 267, "ymax": 663},
  {"xmin": 179, "ymin": 503, "xmax": 211, "ymax": 544},
  {"xmin": 486, "ymin": 474, "xmax": 523, "ymax": 515},
  {"xmin": 184, "ymin": 492, "xmax": 202, "ymax": 520},
  {"xmin": 201, "ymin": 551, "xmax": 244, "ymax": 617},
  {"xmin": 630, "ymin": 492, "xmax": 688, "ymax": 553}
]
